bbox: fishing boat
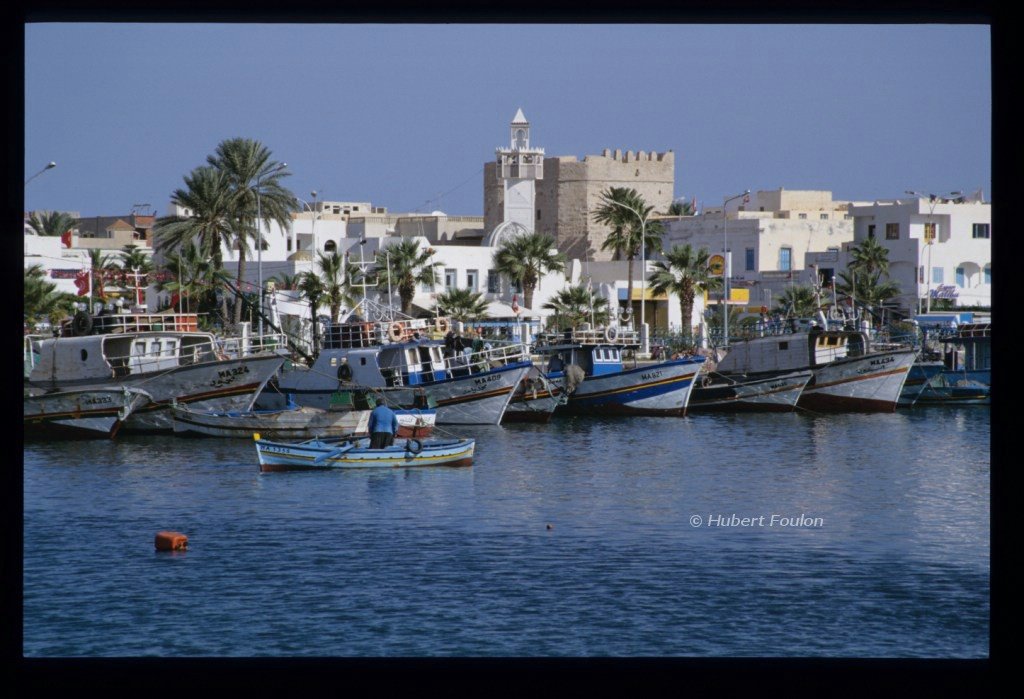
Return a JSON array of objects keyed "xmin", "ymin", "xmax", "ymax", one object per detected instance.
[
  {"xmin": 897, "ymin": 360, "xmax": 945, "ymax": 407},
  {"xmin": 534, "ymin": 326, "xmax": 705, "ymax": 416},
  {"xmin": 715, "ymin": 325, "xmax": 916, "ymax": 412},
  {"xmin": 254, "ymin": 434, "xmax": 475, "ymax": 472},
  {"xmin": 501, "ymin": 365, "xmax": 565, "ymax": 423},
  {"xmin": 24, "ymin": 386, "xmax": 152, "ymax": 439},
  {"xmin": 687, "ymin": 369, "xmax": 813, "ymax": 413},
  {"xmin": 24, "ymin": 311, "xmax": 286, "ymax": 432},
  {"xmin": 259, "ymin": 301, "xmax": 531, "ymax": 425},
  {"xmin": 170, "ymin": 397, "xmax": 435, "ymax": 439},
  {"xmin": 938, "ymin": 321, "xmax": 991, "ymax": 386},
  {"xmin": 915, "ymin": 375, "xmax": 991, "ymax": 406}
]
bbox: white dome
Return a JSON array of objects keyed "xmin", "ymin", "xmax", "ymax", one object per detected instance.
[{"xmin": 430, "ymin": 210, "xmax": 446, "ymax": 217}]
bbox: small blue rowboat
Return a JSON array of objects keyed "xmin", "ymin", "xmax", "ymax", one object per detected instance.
[{"xmin": 254, "ymin": 433, "xmax": 475, "ymax": 472}]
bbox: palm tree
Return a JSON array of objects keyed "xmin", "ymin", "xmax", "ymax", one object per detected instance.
[
  {"xmin": 311, "ymin": 251, "xmax": 358, "ymax": 324},
  {"xmin": 667, "ymin": 199, "xmax": 694, "ymax": 216},
  {"xmin": 835, "ymin": 269, "xmax": 902, "ymax": 323},
  {"xmin": 86, "ymin": 249, "xmax": 119, "ymax": 305},
  {"xmin": 24, "ymin": 265, "xmax": 77, "ymax": 328},
  {"xmin": 27, "ymin": 211, "xmax": 77, "ymax": 237},
  {"xmin": 153, "ymin": 165, "xmax": 236, "ymax": 320},
  {"xmin": 271, "ymin": 272, "xmax": 300, "ymax": 291},
  {"xmin": 206, "ymin": 138, "xmax": 297, "ymax": 324},
  {"xmin": 158, "ymin": 245, "xmax": 230, "ymax": 315},
  {"xmin": 434, "ymin": 288, "xmax": 490, "ymax": 323},
  {"xmin": 647, "ymin": 244, "xmax": 722, "ymax": 339},
  {"xmin": 848, "ymin": 236, "xmax": 890, "ymax": 277},
  {"xmin": 375, "ymin": 239, "xmax": 442, "ymax": 316},
  {"xmin": 541, "ymin": 283, "xmax": 611, "ymax": 329},
  {"xmin": 773, "ymin": 284, "xmax": 819, "ymax": 318},
  {"xmin": 491, "ymin": 231, "xmax": 566, "ymax": 310},
  {"xmin": 592, "ymin": 187, "xmax": 664, "ymax": 317},
  {"xmin": 296, "ymin": 269, "xmax": 326, "ymax": 351}
]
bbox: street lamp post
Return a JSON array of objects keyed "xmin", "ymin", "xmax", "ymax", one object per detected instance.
[
  {"xmin": 722, "ymin": 190, "xmax": 750, "ymax": 347},
  {"xmin": 25, "ymin": 161, "xmax": 56, "ymax": 186},
  {"xmin": 255, "ymin": 162, "xmax": 287, "ymax": 339},
  {"xmin": 905, "ymin": 190, "xmax": 961, "ymax": 314},
  {"xmin": 608, "ymin": 199, "xmax": 651, "ymax": 355}
]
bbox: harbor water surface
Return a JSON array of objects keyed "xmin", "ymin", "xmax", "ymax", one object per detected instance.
[{"xmin": 22, "ymin": 407, "xmax": 990, "ymax": 657}]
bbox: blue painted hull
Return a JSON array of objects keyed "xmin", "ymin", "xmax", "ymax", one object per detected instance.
[{"xmin": 552, "ymin": 357, "xmax": 705, "ymax": 416}]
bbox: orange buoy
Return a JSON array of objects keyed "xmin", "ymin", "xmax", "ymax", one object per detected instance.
[{"xmin": 155, "ymin": 531, "xmax": 188, "ymax": 551}]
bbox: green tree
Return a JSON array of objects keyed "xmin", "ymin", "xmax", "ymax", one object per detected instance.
[
  {"xmin": 271, "ymin": 272, "xmax": 300, "ymax": 291},
  {"xmin": 848, "ymin": 236, "xmax": 891, "ymax": 277},
  {"xmin": 541, "ymin": 283, "xmax": 611, "ymax": 330},
  {"xmin": 667, "ymin": 200, "xmax": 694, "ymax": 216},
  {"xmin": 374, "ymin": 239, "xmax": 442, "ymax": 316},
  {"xmin": 311, "ymin": 251, "xmax": 359, "ymax": 324},
  {"xmin": 592, "ymin": 187, "xmax": 664, "ymax": 317},
  {"xmin": 86, "ymin": 249, "xmax": 119, "ymax": 304},
  {"xmin": 434, "ymin": 287, "xmax": 490, "ymax": 323},
  {"xmin": 158, "ymin": 245, "xmax": 230, "ymax": 315},
  {"xmin": 835, "ymin": 269, "xmax": 902, "ymax": 323},
  {"xmin": 773, "ymin": 284, "xmax": 819, "ymax": 318},
  {"xmin": 153, "ymin": 165, "xmax": 236, "ymax": 321},
  {"xmin": 647, "ymin": 244, "xmax": 722, "ymax": 339},
  {"xmin": 206, "ymin": 138, "xmax": 297, "ymax": 324},
  {"xmin": 27, "ymin": 210, "xmax": 77, "ymax": 237},
  {"xmin": 118, "ymin": 244, "xmax": 153, "ymax": 305},
  {"xmin": 24, "ymin": 265, "xmax": 77, "ymax": 328},
  {"xmin": 491, "ymin": 231, "xmax": 566, "ymax": 310}
]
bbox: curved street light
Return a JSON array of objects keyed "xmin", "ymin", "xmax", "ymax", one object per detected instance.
[
  {"xmin": 722, "ymin": 190, "xmax": 750, "ymax": 347},
  {"xmin": 25, "ymin": 161, "xmax": 56, "ymax": 186},
  {"xmin": 904, "ymin": 190, "xmax": 962, "ymax": 314}
]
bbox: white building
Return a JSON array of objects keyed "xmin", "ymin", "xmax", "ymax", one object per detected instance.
[
  {"xmin": 844, "ymin": 195, "xmax": 991, "ymax": 312},
  {"xmin": 658, "ymin": 189, "xmax": 860, "ymax": 315}
]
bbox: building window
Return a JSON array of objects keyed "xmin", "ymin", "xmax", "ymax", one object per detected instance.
[
  {"xmin": 487, "ymin": 270, "xmax": 500, "ymax": 294},
  {"xmin": 932, "ymin": 267, "xmax": 944, "ymax": 284},
  {"xmin": 444, "ymin": 268, "xmax": 457, "ymax": 290},
  {"xmin": 536, "ymin": 209, "xmax": 541, "ymax": 221},
  {"xmin": 984, "ymin": 265, "xmax": 991, "ymax": 284},
  {"xmin": 924, "ymin": 222, "xmax": 936, "ymax": 243},
  {"xmin": 466, "ymin": 269, "xmax": 478, "ymax": 291},
  {"xmin": 510, "ymin": 278, "xmax": 522, "ymax": 294},
  {"xmin": 820, "ymin": 213, "xmax": 828, "ymax": 220},
  {"xmin": 779, "ymin": 247, "xmax": 792, "ymax": 272},
  {"xmin": 972, "ymin": 223, "xmax": 990, "ymax": 239},
  {"xmin": 745, "ymin": 248, "xmax": 755, "ymax": 272},
  {"xmin": 324, "ymin": 240, "xmax": 337, "ymax": 253},
  {"xmin": 919, "ymin": 266, "xmax": 924, "ymax": 284},
  {"xmin": 798, "ymin": 213, "xmax": 807, "ymax": 220},
  {"xmin": 955, "ymin": 267, "xmax": 965, "ymax": 287},
  {"xmin": 867, "ymin": 224, "xmax": 875, "ymax": 239},
  {"xmin": 886, "ymin": 223, "xmax": 899, "ymax": 240}
]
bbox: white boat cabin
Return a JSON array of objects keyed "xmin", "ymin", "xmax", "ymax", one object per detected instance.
[{"xmin": 717, "ymin": 330, "xmax": 869, "ymax": 374}]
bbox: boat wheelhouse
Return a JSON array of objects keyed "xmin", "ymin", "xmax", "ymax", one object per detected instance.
[
  {"xmin": 534, "ymin": 327, "xmax": 705, "ymax": 416},
  {"xmin": 25, "ymin": 312, "xmax": 286, "ymax": 432}
]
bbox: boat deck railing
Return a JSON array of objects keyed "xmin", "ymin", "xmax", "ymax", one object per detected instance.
[{"xmin": 535, "ymin": 327, "xmax": 640, "ymax": 348}]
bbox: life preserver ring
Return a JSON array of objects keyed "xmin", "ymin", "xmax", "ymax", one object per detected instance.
[
  {"xmin": 406, "ymin": 438, "xmax": 423, "ymax": 454},
  {"xmin": 337, "ymin": 362, "xmax": 353, "ymax": 382},
  {"xmin": 71, "ymin": 311, "xmax": 93, "ymax": 337},
  {"xmin": 435, "ymin": 317, "xmax": 450, "ymax": 334},
  {"xmin": 388, "ymin": 322, "xmax": 404, "ymax": 342},
  {"xmin": 619, "ymin": 309, "xmax": 632, "ymax": 324},
  {"xmin": 605, "ymin": 326, "xmax": 619, "ymax": 343}
]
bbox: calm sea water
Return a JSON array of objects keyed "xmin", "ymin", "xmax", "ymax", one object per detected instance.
[{"xmin": 22, "ymin": 407, "xmax": 989, "ymax": 658}]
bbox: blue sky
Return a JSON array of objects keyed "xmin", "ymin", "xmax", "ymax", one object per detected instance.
[{"xmin": 24, "ymin": 23, "xmax": 991, "ymax": 218}]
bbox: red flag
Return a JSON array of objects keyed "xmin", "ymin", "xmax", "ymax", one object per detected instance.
[
  {"xmin": 74, "ymin": 270, "xmax": 89, "ymax": 296},
  {"xmin": 511, "ymin": 293, "xmax": 520, "ymax": 314},
  {"xmin": 169, "ymin": 293, "xmax": 180, "ymax": 310},
  {"xmin": 61, "ymin": 230, "xmax": 72, "ymax": 248}
]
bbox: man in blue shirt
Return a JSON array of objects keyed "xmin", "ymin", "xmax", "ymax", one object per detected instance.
[{"xmin": 368, "ymin": 402, "xmax": 399, "ymax": 448}]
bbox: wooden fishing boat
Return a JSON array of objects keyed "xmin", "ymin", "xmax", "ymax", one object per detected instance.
[
  {"xmin": 254, "ymin": 434, "xmax": 475, "ymax": 472},
  {"xmin": 24, "ymin": 386, "xmax": 152, "ymax": 439},
  {"xmin": 171, "ymin": 402, "xmax": 435, "ymax": 439},
  {"xmin": 687, "ymin": 369, "xmax": 813, "ymax": 413}
]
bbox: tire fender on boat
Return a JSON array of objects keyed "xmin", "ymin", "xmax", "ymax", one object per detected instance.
[
  {"xmin": 435, "ymin": 317, "xmax": 450, "ymax": 334},
  {"xmin": 406, "ymin": 438, "xmax": 423, "ymax": 454},
  {"xmin": 337, "ymin": 362, "xmax": 353, "ymax": 382},
  {"xmin": 605, "ymin": 326, "xmax": 619, "ymax": 343},
  {"xmin": 388, "ymin": 322, "xmax": 404, "ymax": 342},
  {"xmin": 72, "ymin": 311, "xmax": 93, "ymax": 337}
]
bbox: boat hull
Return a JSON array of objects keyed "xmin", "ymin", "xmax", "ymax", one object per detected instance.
[
  {"xmin": 897, "ymin": 361, "xmax": 945, "ymax": 407},
  {"xmin": 255, "ymin": 436, "xmax": 475, "ymax": 472},
  {"xmin": 915, "ymin": 375, "xmax": 991, "ymax": 406},
  {"xmin": 23, "ymin": 387, "xmax": 151, "ymax": 439},
  {"xmin": 798, "ymin": 348, "xmax": 916, "ymax": 413},
  {"xmin": 171, "ymin": 405, "xmax": 435, "ymax": 439},
  {"xmin": 687, "ymin": 370, "xmax": 813, "ymax": 413},
  {"xmin": 501, "ymin": 367, "xmax": 563, "ymax": 423},
  {"xmin": 554, "ymin": 357, "xmax": 705, "ymax": 416},
  {"xmin": 279, "ymin": 363, "xmax": 531, "ymax": 425}
]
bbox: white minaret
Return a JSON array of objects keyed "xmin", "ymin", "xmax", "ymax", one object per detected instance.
[{"xmin": 496, "ymin": 108, "xmax": 544, "ymax": 231}]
